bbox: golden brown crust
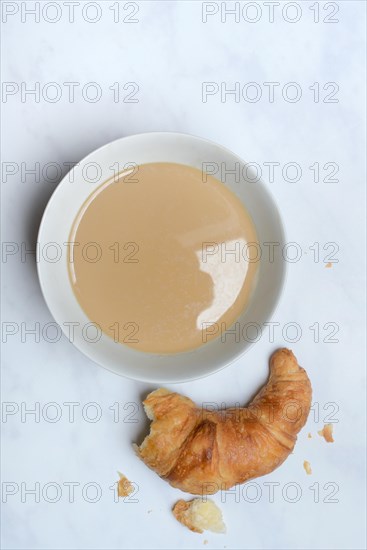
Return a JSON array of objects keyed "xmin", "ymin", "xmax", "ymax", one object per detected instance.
[
  {"xmin": 137, "ymin": 348, "xmax": 312, "ymax": 495},
  {"xmin": 139, "ymin": 389, "xmax": 199, "ymax": 477}
]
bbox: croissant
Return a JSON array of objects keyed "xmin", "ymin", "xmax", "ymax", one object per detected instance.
[{"xmin": 136, "ymin": 348, "xmax": 312, "ymax": 495}]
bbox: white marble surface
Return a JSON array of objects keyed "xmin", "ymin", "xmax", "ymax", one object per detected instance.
[{"xmin": 1, "ymin": 1, "xmax": 366, "ymax": 549}]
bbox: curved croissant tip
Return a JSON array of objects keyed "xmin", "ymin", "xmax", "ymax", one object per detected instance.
[
  {"xmin": 271, "ymin": 347, "xmax": 294, "ymax": 359},
  {"xmin": 270, "ymin": 348, "xmax": 299, "ymax": 373}
]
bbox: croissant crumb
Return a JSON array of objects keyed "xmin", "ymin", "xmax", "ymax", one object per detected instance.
[
  {"xmin": 303, "ymin": 460, "xmax": 312, "ymax": 475},
  {"xmin": 173, "ymin": 499, "xmax": 226, "ymax": 534},
  {"xmin": 117, "ymin": 472, "xmax": 133, "ymax": 497},
  {"xmin": 318, "ymin": 424, "xmax": 334, "ymax": 442},
  {"xmin": 136, "ymin": 348, "xmax": 312, "ymax": 495}
]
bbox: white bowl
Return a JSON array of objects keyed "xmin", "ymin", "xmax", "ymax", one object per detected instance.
[{"xmin": 37, "ymin": 132, "xmax": 286, "ymax": 383}]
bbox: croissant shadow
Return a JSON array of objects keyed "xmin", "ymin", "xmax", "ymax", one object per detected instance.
[{"xmin": 133, "ymin": 386, "xmax": 157, "ymax": 446}]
